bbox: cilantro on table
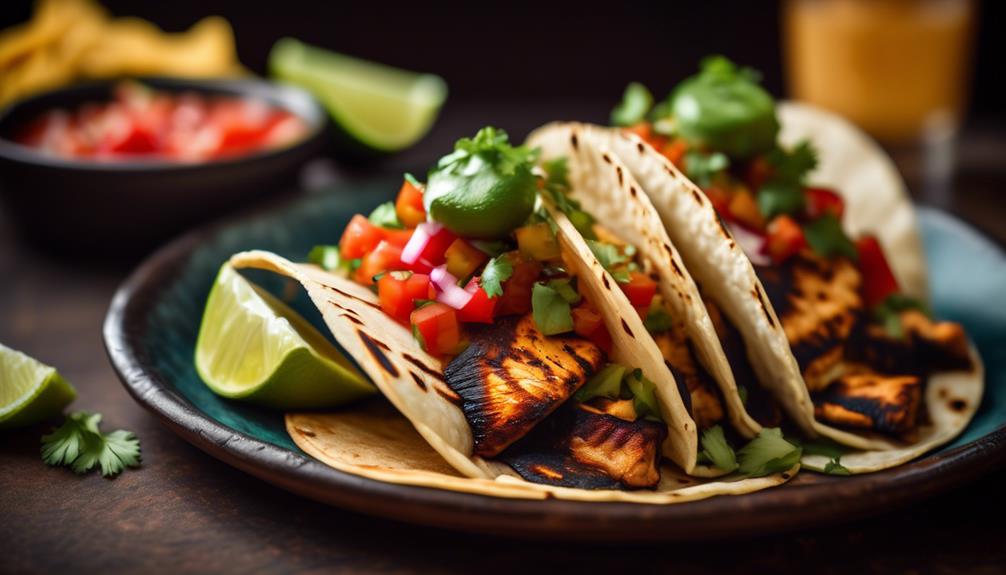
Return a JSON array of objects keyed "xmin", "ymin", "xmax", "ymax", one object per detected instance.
[
  {"xmin": 531, "ymin": 282, "xmax": 574, "ymax": 335},
  {"xmin": 873, "ymin": 294, "xmax": 930, "ymax": 339},
  {"xmin": 610, "ymin": 82, "xmax": 654, "ymax": 127},
  {"xmin": 367, "ymin": 201, "xmax": 402, "ymax": 229},
  {"xmin": 479, "ymin": 253, "xmax": 514, "ymax": 298},
  {"xmin": 737, "ymin": 428, "xmax": 801, "ymax": 477},
  {"xmin": 41, "ymin": 412, "xmax": 141, "ymax": 478},
  {"xmin": 586, "ymin": 240, "xmax": 630, "ymax": 282},
  {"xmin": 700, "ymin": 425, "xmax": 739, "ymax": 473}
]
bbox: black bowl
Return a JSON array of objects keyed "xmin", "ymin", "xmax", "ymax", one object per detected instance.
[{"xmin": 0, "ymin": 77, "xmax": 328, "ymax": 256}]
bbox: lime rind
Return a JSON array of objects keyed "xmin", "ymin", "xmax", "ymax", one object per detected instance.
[
  {"xmin": 269, "ymin": 37, "xmax": 447, "ymax": 152},
  {"xmin": 0, "ymin": 344, "xmax": 77, "ymax": 429},
  {"xmin": 195, "ymin": 265, "xmax": 375, "ymax": 409}
]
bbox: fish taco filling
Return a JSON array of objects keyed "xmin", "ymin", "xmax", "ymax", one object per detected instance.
[
  {"xmin": 610, "ymin": 56, "xmax": 972, "ymax": 440},
  {"xmin": 311, "ymin": 128, "xmax": 695, "ymax": 489}
]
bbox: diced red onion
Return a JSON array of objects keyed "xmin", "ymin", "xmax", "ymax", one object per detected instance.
[
  {"xmin": 401, "ymin": 221, "xmax": 442, "ymax": 265},
  {"xmin": 431, "ymin": 265, "xmax": 474, "ymax": 309},
  {"xmin": 727, "ymin": 222, "xmax": 770, "ymax": 266}
]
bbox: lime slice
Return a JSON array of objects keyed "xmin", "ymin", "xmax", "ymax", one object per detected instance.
[
  {"xmin": 269, "ymin": 37, "xmax": 447, "ymax": 154},
  {"xmin": 195, "ymin": 264, "xmax": 375, "ymax": 409},
  {"xmin": 0, "ymin": 343, "xmax": 77, "ymax": 429}
]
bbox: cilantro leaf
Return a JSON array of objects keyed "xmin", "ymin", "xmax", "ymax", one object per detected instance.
[
  {"xmin": 643, "ymin": 303, "xmax": 674, "ymax": 333},
  {"xmin": 737, "ymin": 427, "xmax": 801, "ymax": 477},
  {"xmin": 823, "ymin": 459, "xmax": 851, "ymax": 476},
  {"xmin": 479, "ymin": 254, "xmax": 514, "ymax": 298},
  {"xmin": 586, "ymin": 240, "xmax": 630, "ymax": 282},
  {"xmin": 531, "ymin": 282, "xmax": 574, "ymax": 335},
  {"xmin": 803, "ymin": 214, "xmax": 857, "ymax": 260},
  {"xmin": 574, "ymin": 364, "xmax": 626, "ymax": 403},
  {"xmin": 436, "ymin": 126, "xmax": 538, "ymax": 176},
  {"xmin": 41, "ymin": 412, "xmax": 141, "ymax": 478},
  {"xmin": 538, "ymin": 157, "xmax": 597, "ymax": 240},
  {"xmin": 873, "ymin": 294, "xmax": 929, "ymax": 339},
  {"xmin": 684, "ymin": 151, "xmax": 729, "ymax": 187},
  {"xmin": 611, "ymin": 82, "xmax": 654, "ymax": 127},
  {"xmin": 766, "ymin": 140, "xmax": 818, "ymax": 185},
  {"xmin": 757, "ymin": 180, "xmax": 806, "ymax": 220},
  {"xmin": 368, "ymin": 201, "xmax": 403, "ymax": 229},
  {"xmin": 700, "ymin": 425, "xmax": 739, "ymax": 472}
]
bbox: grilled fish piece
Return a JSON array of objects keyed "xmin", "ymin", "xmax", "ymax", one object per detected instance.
[
  {"xmin": 756, "ymin": 252, "xmax": 862, "ymax": 391},
  {"xmin": 812, "ymin": 371, "xmax": 922, "ymax": 435},
  {"xmin": 652, "ymin": 329, "xmax": 724, "ymax": 429},
  {"xmin": 444, "ymin": 314, "xmax": 605, "ymax": 458},
  {"xmin": 569, "ymin": 404, "xmax": 666, "ymax": 488},
  {"xmin": 855, "ymin": 310, "xmax": 972, "ymax": 375},
  {"xmin": 498, "ymin": 403, "xmax": 666, "ymax": 489}
]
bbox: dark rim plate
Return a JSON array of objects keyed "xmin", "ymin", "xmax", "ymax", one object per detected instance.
[{"xmin": 103, "ymin": 188, "xmax": 1006, "ymax": 541}]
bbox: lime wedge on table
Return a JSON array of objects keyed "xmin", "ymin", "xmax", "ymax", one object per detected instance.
[
  {"xmin": 0, "ymin": 343, "xmax": 76, "ymax": 429},
  {"xmin": 269, "ymin": 37, "xmax": 447, "ymax": 154},
  {"xmin": 195, "ymin": 265, "xmax": 375, "ymax": 409}
]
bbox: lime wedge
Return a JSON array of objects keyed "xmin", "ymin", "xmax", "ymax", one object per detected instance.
[
  {"xmin": 195, "ymin": 264, "xmax": 375, "ymax": 409},
  {"xmin": 0, "ymin": 343, "xmax": 77, "ymax": 429},
  {"xmin": 269, "ymin": 37, "xmax": 447, "ymax": 154}
]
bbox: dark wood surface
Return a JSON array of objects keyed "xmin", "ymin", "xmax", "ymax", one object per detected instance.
[{"xmin": 2, "ymin": 105, "xmax": 1006, "ymax": 574}]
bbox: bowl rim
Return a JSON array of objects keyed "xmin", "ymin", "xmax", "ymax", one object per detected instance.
[
  {"xmin": 0, "ymin": 76, "xmax": 328, "ymax": 173},
  {"xmin": 101, "ymin": 199, "xmax": 1006, "ymax": 541}
]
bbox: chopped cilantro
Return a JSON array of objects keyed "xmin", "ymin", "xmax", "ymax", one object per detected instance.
[
  {"xmin": 479, "ymin": 253, "xmax": 514, "ymax": 298},
  {"xmin": 766, "ymin": 140, "xmax": 818, "ymax": 185},
  {"xmin": 873, "ymin": 294, "xmax": 929, "ymax": 339},
  {"xmin": 624, "ymin": 369, "xmax": 662, "ymax": 421},
  {"xmin": 757, "ymin": 180, "xmax": 806, "ymax": 220},
  {"xmin": 547, "ymin": 278, "xmax": 581, "ymax": 305},
  {"xmin": 643, "ymin": 302, "xmax": 674, "ymax": 333},
  {"xmin": 803, "ymin": 214, "xmax": 857, "ymax": 260},
  {"xmin": 700, "ymin": 425, "xmax": 739, "ymax": 472},
  {"xmin": 531, "ymin": 282, "xmax": 574, "ymax": 335},
  {"xmin": 586, "ymin": 240, "xmax": 630, "ymax": 282},
  {"xmin": 823, "ymin": 459, "xmax": 851, "ymax": 476},
  {"xmin": 307, "ymin": 245, "xmax": 345, "ymax": 272}
]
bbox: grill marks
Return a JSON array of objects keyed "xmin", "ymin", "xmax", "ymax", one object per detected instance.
[
  {"xmin": 812, "ymin": 373, "xmax": 922, "ymax": 435},
  {"xmin": 570, "ymin": 133, "xmax": 579, "ymax": 150},
  {"xmin": 322, "ymin": 285, "xmax": 382, "ymax": 311},
  {"xmin": 752, "ymin": 285, "xmax": 775, "ymax": 328},
  {"xmin": 358, "ymin": 331, "xmax": 399, "ymax": 378},
  {"xmin": 620, "ymin": 318, "xmax": 634, "ymax": 337},
  {"xmin": 443, "ymin": 315, "xmax": 604, "ymax": 458}
]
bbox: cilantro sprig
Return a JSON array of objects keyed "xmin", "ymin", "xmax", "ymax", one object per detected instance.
[
  {"xmin": 479, "ymin": 254, "xmax": 514, "ymax": 298},
  {"xmin": 757, "ymin": 140, "xmax": 818, "ymax": 220},
  {"xmin": 586, "ymin": 240, "xmax": 630, "ymax": 282},
  {"xmin": 873, "ymin": 294, "xmax": 930, "ymax": 339},
  {"xmin": 41, "ymin": 412, "xmax": 141, "ymax": 478}
]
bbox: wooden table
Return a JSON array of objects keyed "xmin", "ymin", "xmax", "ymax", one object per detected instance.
[{"xmin": 2, "ymin": 105, "xmax": 1005, "ymax": 573}]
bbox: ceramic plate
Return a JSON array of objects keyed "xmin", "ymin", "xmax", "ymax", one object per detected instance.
[{"xmin": 103, "ymin": 178, "xmax": 1006, "ymax": 540}]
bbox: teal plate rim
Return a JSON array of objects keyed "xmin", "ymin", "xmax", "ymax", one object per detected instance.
[{"xmin": 102, "ymin": 187, "xmax": 1006, "ymax": 542}]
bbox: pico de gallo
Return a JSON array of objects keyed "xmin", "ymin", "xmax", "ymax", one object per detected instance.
[
  {"xmin": 611, "ymin": 57, "xmax": 972, "ymax": 438},
  {"xmin": 12, "ymin": 82, "xmax": 308, "ymax": 162}
]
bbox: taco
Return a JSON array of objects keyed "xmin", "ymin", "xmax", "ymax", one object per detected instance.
[
  {"xmin": 224, "ymin": 126, "xmax": 798, "ymax": 501},
  {"xmin": 530, "ymin": 57, "xmax": 983, "ymax": 473}
]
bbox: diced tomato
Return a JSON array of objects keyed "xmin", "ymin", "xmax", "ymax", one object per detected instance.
[
  {"xmin": 395, "ymin": 179, "xmax": 426, "ymax": 228},
  {"xmin": 765, "ymin": 215, "xmax": 807, "ymax": 264},
  {"xmin": 745, "ymin": 156, "xmax": 774, "ymax": 191},
  {"xmin": 418, "ymin": 226, "xmax": 458, "ymax": 267},
  {"xmin": 340, "ymin": 215, "xmax": 385, "ymax": 259},
  {"xmin": 494, "ymin": 253, "xmax": 542, "ymax": 317},
  {"xmin": 411, "ymin": 303, "xmax": 461, "ymax": 357},
  {"xmin": 728, "ymin": 187, "xmax": 765, "ymax": 232},
  {"xmin": 660, "ymin": 139, "xmax": 688, "ymax": 166},
  {"xmin": 457, "ymin": 280, "xmax": 496, "ymax": 323},
  {"xmin": 588, "ymin": 325, "xmax": 613, "ymax": 354},
  {"xmin": 804, "ymin": 187, "xmax": 845, "ymax": 220},
  {"xmin": 382, "ymin": 228, "xmax": 415, "ymax": 248},
  {"xmin": 704, "ymin": 186, "xmax": 732, "ymax": 219},
  {"xmin": 355, "ymin": 240, "xmax": 405, "ymax": 285},
  {"xmin": 378, "ymin": 273, "xmax": 434, "ymax": 322},
  {"xmin": 444, "ymin": 239, "xmax": 488, "ymax": 280},
  {"xmin": 621, "ymin": 272, "xmax": 658, "ymax": 309},
  {"xmin": 99, "ymin": 121, "xmax": 160, "ymax": 155},
  {"xmin": 856, "ymin": 236, "xmax": 900, "ymax": 307},
  {"xmin": 572, "ymin": 305, "xmax": 603, "ymax": 338}
]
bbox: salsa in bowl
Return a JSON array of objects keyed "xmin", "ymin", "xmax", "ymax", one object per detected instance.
[{"xmin": 0, "ymin": 77, "xmax": 327, "ymax": 255}]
